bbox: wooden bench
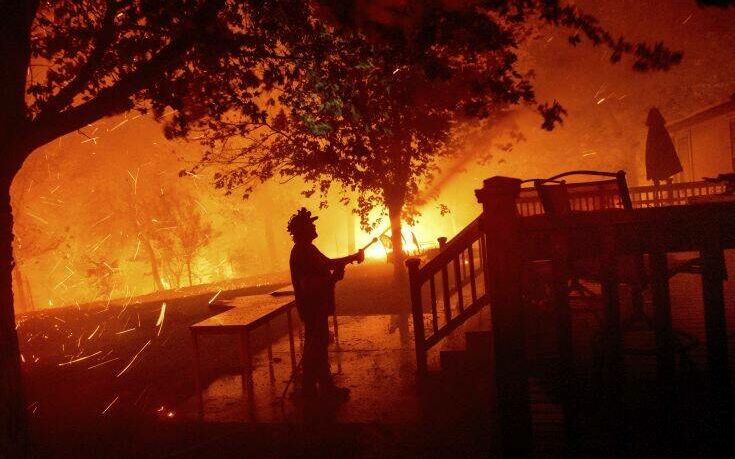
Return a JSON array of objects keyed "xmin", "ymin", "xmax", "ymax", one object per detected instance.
[{"xmin": 190, "ymin": 294, "xmax": 298, "ymax": 417}]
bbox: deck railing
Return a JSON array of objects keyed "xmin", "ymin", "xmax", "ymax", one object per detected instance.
[
  {"xmin": 517, "ymin": 180, "xmax": 726, "ymax": 217},
  {"xmin": 407, "ymin": 177, "xmax": 733, "ymax": 456},
  {"xmin": 406, "ymin": 217, "xmax": 489, "ymax": 377},
  {"xmin": 475, "ymin": 177, "xmax": 734, "ymax": 458},
  {"xmin": 629, "ymin": 180, "xmax": 726, "ymax": 207},
  {"xmin": 407, "ymin": 179, "xmax": 728, "ymax": 378}
]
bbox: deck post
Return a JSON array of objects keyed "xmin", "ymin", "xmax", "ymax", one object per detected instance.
[
  {"xmin": 550, "ymin": 230, "xmax": 578, "ymax": 455},
  {"xmin": 406, "ymin": 258, "xmax": 428, "ymax": 378},
  {"xmin": 475, "ymin": 176, "xmax": 533, "ymax": 459},
  {"xmin": 650, "ymin": 249, "xmax": 675, "ymax": 385},
  {"xmin": 650, "ymin": 246, "xmax": 675, "ymax": 456},
  {"xmin": 700, "ymin": 227, "xmax": 731, "ymax": 448}
]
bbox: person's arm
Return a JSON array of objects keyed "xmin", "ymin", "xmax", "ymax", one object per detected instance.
[{"xmin": 328, "ymin": 250, "xmax": 364, "ymax": 269}]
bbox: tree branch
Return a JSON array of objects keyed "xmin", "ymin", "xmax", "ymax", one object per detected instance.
[
  {"xmin": 28, "ymin": 0, "xmax": 226, "ymax": 151},
  {"xmin": 37, "ymin": 0, "xmax": 129, "ymax": 116}
]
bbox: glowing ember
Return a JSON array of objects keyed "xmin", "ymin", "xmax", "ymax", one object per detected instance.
[
  {"xmin": 155, "ymin": 302, "xmax": 166, "ymax": 336},
  {"xmin": 87, "ymin": 357, "xmax": 119, "ymax": 370},
  {"xmin": 208, "ymin": 290, "xmax": 223, "ymax": 304},
  {"xmin": 58, "ymin": 350, "xmax": 102, "ymax": 367},
  {"xmin": 101, "ymin": 395, "xmax": 119, "ymax": 415},
  {"xmin": 116, "ymin": 340, "xmax": 151, "ymax": 377},
  {"xmin": 87, "ymin": 325, "xmax": 100, "ymax": 340}
]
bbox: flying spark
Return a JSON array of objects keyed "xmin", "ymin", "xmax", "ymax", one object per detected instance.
[
  {"xmin": 58, "ymin": 350, "xmax": 102, "ymax": 367},
  {"xmin": 26, "ymin": 212, "xmax": 49, "ymax": 225},
  {"xmin": 101, "ymin": 395, "xmax": 120, "ymax": 415},
  {"xmin": 133, "ymin": 237, "xmax": 141, "ymax": 260},
  {"xmin": 194, "ymin": 199, "xmax": 208, "ymax": 213},
  {"xmin": 87, "ymin": 325, "xmax": 100, "ymax": 340},
  {"xmin": 108, "ymin": 118, "xmax": 130, "ymax": 132},
  {"xmin": 88, "ymin": 357, "xmax": 120, "ymax": 370},
  {"xmin": 91, "ymin": 213, "xmax": 113, "ymax": 228},
  {"xmin": 208, "ymin": 290, "xmax": 223, "ymax": 304},
  {"xmin": 116, "ymin": 340, "xmax": 151, "ymax": 377},
  {"xmin": 156, "ymin": 302, "xmax": 167, "ymax": 337}
]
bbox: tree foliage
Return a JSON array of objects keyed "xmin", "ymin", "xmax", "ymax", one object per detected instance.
[
  {"xmin": 4, "ymin": 0, "xmax": 315, "ymax": 163},
  {"xmin": 193, "ymin": 0, "xmax": 682, "ymax": 263}
]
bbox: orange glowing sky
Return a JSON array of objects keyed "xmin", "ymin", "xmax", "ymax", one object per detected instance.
[{"xmin": 12, "ymin": 0, "xmax": 735, "ymax": 312}]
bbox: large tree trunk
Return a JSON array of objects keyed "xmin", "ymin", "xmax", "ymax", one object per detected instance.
[
  {"xmin": 1, "ymin": 2, "xmax": 35, "ymax": 452},
  {"xmin": 387, "ymin": 200, "xmax": 405, "ymax": 279},
  {"xmin": 140, "ymin": 234, "xmax": 165, "ymax": 291},
  {"xmin": 12, "ymin": 267, "xmax": 28, "ymax": 313},
  {"xmin": 24, "ymin": 278, "xmax": 34, "ymax": 312},
  {"xmin": 0, "ymin": 175, "xmax": 28, "ymax": 458}
]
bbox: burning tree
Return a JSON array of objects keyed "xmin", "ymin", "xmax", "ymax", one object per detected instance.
[
  {"xmin": 195, "ymin": 1, "xmax": 681, "ymax": 273},
  {"xmin": 150, "ymin": 187, "xmax": 214, "ymax": 288},
  {"xmin": 86, "ymin": 166, "xmax": 215, "ymax": 291}
]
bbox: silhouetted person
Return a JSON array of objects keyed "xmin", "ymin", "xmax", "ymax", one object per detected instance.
[{"xmin": 287, "ymin": 208, "xmax": 364, "ymax": 402}]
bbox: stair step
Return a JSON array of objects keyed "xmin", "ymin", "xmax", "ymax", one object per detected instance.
[
  {"xmin": 439, "ymin": 350, "xmax": 468, "ymax": 374},
  {"xmin": 465, "ymin": 330, "xmax": 493, "ymax": 359}
]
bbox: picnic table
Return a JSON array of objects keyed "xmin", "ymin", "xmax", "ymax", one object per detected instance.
[{"xmin": 190, "ymin": 294, "xmax": 299, "ymax": 417}]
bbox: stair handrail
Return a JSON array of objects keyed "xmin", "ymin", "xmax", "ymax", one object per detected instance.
[
  {"xmin": 417, "ymin": 217, "xmax": 482, "ymax": 281},
  {"xmin": 406, "ymin": 216, "xmax": 488, "ymax": 377}
]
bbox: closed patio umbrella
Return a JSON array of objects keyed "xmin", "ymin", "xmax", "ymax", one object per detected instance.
[{"xmin": 645, "ymin": 107, "xmax": 683, "ymax": 184}]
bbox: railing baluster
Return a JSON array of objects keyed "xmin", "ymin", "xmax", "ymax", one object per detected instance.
[
  {"xmin": 600, "ymin": 227, "xmax": 624, "ymax": 453},
  {"xmin": 438, "ymin": 237, "xmax": 452, "ymax": 320},
  {"xmin": 479, "ymin": 233, "xmax": 488, "ymax": 295},
  {"xmin": 453, "ymin": 255, "xmax": 464, "ymax": 313},
  {"xmin": 468, "ymin": 242, "xmax": 477, "ymax": 303},
  {"xmin": 429, "ymin": 274, "xmax": 438, "ymax": 333},
  {"xmin": 650, "ymin": 244, "xmax": 675, "ymax": 452},
  {"xmin": 700, "ymin": 229, "xmax": 731, "ymax": 443},
  {"xmin": 441, "ymin": 263, "xmax": 452, "ymax": 320}
]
